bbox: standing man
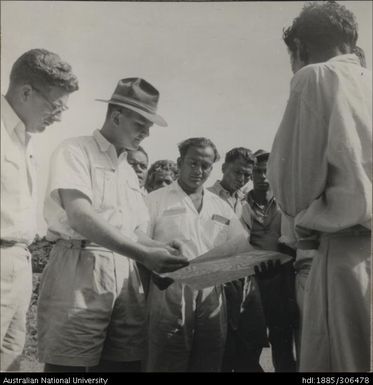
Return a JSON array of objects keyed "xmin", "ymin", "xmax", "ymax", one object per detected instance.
[
  {"xmin": 207, "ymin": 147, "xmax": 257, "ymax": 372},
  {"xmin": 208, "ymin": 147, "xmax": 255, "ymax": 222},
  {"xmin": 38, "ymin": 78, "xmax": 189, "ymax": 372},
  {"xmin": 238, "ymin": 150, "xmax": 296, "ymax": 372},
  {"xmin": 1, "ymin": 48, "xmax": 79, "ymax": 371},
  {"xmin": 268, "ymin": 2, "xmax": 371, "ymax": 372},
  {"xmin": 127, "ymin": 146, "xmax": 149, "ymax": 195},
  {"xmin": 145, "ymin": 138, "xmax": 249, "ymax": 372}
]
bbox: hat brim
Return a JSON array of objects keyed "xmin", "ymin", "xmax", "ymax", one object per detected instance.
[{"xmin": 95, "ymin": 99, "xmax": 167, "ymax": 127}]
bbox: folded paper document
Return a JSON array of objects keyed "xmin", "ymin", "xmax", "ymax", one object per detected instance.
[{"xmin": 161, "ymin": 249, "xmax": 292, "ymax": 290}]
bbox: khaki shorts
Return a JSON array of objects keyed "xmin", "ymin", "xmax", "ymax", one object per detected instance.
[
  {"xmin": 0, "ymin": 244, "xmax": 32, "ymax": 371},
  {"xmin": 37, "ymin": 240, "xmax": 146, "ymax": 367}
]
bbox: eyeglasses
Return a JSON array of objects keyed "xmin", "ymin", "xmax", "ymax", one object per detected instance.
[
  {"xmin": 186, "ymin": 159, "xmax": 213, "ymax": 173},
  {"xmin": 31, "ymin": 85, "xmax": 68, "ymax": 114}
]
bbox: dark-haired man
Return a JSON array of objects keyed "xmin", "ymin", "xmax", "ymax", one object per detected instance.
[
  {"xmin": 1, "ymin": 48, "xmax": 79, "ymax": 371},
  {"xmin": 235, "ymin": 150, "xmax": 296, "ymax": 372},
  {"xmin": 127, "ymin": 146, "xmax": 149, "ymax": 195},
  {"xmin": 145, "ymin": 159, "xmax": 178, "ymax": 193},
  {"xmin": 38, "ymin": 78, "xmax": 188, "ymax": 372},
  {"xmin": 268, "ymin": 1, "xmax": 371, "ymax": 372},
  {"xmin": 208, "ymin": 147, "xmax": 255, "ymax": 222},
  {"xmin": 145, "ymin": 138, "xmax": 250, "ymax": 372}
]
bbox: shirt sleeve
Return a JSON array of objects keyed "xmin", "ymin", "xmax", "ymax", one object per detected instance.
[
  {"xmin": 47, "ymin": 140, "xmax": 93, "ymax": 204},
  {"xmin": 267, "ymin": 67, "xmax": 328, "ymax": 218}
]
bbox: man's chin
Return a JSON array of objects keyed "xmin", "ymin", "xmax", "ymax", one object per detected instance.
[{"xmin": 27, "ymin": 125, "xmax": 47, "ymax": 134}]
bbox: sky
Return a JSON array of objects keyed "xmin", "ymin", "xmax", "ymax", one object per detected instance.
[{"xmin": 1, "ymin": 1, "xmax": 372, "ymax": 235}]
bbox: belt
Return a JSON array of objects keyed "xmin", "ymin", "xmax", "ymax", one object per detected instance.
[
  {"xmin": 0, "ymin": 239, "xmax": 29, "ymax": 248},
  {"xmin": 56, "ymin": 239, "xmax": 102, "ymax": 249},
  {"xmin": 324, "ymin": 224, "xmax": 371, "ymax": 239}
]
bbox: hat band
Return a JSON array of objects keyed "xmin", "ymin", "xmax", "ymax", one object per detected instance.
[{"xmin": 110, "ymin": 94, "xmax": 157, "ymax": 114}]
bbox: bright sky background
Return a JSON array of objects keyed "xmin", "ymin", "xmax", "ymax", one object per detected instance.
[{"xmin": 1, "ymin": 1, "xmax": 372, "ymax": 235}]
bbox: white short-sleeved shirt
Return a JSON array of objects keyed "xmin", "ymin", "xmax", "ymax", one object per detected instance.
[
  {"xmin": 146, "ymin": 181, "xmax": 247, "ymax": 260},
  {"xmin": 1, "ymin": 95, "xmax": 37, "ymax": 244},
  {"xmin": 44, "ymin": 130, "xmax": 149, "ymax": 241}
]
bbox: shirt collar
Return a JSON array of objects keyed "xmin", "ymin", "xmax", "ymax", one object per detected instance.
[
  {"xmin": 1, "ymin": 95, "xmax": 27, "ymax": 142},
  {"xmin": 213, "ymin": 180, "xmax": 245, "ymax": 200},
  {"xmin": 247, "ymin": 189, "xmax": 275, "ymax": 209},
  {"xmin": 172, "ymin": 180, "xmax": 207, "ymax": 196},
  {"xmin": 327, "ymin": 53, "xmax": 360, "ymax": 66},
  {"xmin": 93, "ymin": 129, "xmax": 113, "ymax": 153}
]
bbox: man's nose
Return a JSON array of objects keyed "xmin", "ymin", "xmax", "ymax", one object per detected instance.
[{"xmin": 51, "ymin": 111, "xmax": 63, "ymax": 122}]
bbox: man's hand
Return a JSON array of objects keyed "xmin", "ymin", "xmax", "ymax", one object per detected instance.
[
  {"xmin": 254, "ymin": 259, "xmax": 282, "ymax": 281},
  {"xmin": 152, "ymin": 272, "xmax": 174, "ymax": 291},
  {"xmin": 143, "ymin": 246, "xmax": 189, "ymax": 274},
  {"xmin": 166, "ymin": 239, "xmax": 187, "ymax": 257}
]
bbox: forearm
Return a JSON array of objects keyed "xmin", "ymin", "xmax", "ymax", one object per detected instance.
[
  {"xmin": 68, "ymin": 203, "xmax": 149, "ymax": 265},
  {"xmin": 135, "ymin": 229, "xmax": 167, "ymax": 249}
]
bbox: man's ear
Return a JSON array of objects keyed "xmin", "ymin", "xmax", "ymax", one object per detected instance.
[
  {"xmin": 20, "ymin": 84, "xmax": 33, "ymax": 102},
  {"xmin": 111, "ymin": 110, "xmax": 121, "ymax": 126},
  {"xmin": 177, "ymin": 157, "xmax": 182, "ymax": 169}
]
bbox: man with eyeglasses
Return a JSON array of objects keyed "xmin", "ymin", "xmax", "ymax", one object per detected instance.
[
  {"xmin": 145, "ymin": 137, "xmax": 250, "ymax": 372},
  {"xmin": 127, "ymin": 146, "xmax": 149, "ymax": 195},
  {"xmin": 0, "ymin": 48, "xmax": 79, "ymax": 371}
]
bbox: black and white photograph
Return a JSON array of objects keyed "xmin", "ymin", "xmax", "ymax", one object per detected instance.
[{"xmin": 0, "ymin": 0, "xmax": 372, "ymax": 376}]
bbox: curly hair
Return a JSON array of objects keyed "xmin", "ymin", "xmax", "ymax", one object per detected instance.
[
  {"xmin": 353, "ymin": 46, "xmax": 366, "ymax": 68},
  {"xmin": 224, "ymin": 147, "xmax": 256, "ymax": 165},
  {"xmin": 283, "ymin": 1, "xmax": 358, "ymax": 55},
  {"xmin": 178, "ymin": 137, "xmax": 220, "ymax": 163},
  {"xmin": 145, "ymin": 160, "xmax": 178, "ymax": 192},
  {"xmin": 10, "ymin": 48, "xmax": 79, "ymax": 92},
  {"xmin": 128, "ymin": 145, "xmax": 149, "ymax": 162}
]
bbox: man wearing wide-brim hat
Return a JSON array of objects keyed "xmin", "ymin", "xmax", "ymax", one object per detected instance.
[{"xmin": 37, "ymin": 78, "xmax": 189, "ymax": 372}]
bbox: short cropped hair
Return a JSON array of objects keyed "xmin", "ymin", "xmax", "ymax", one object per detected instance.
[
  {"xmin": 178, "ymin": 137, "xmax": 220, "ymax": 163},
  {"xmin": 283, "ymin": 1, "xmax": 358, "ymax": 55},
  {"xmin": 224, "ymin": 147, "xmax": 256, "ymax": 165},
  {"xmin": 10, "ymin": 48, "xmax": 79, "ymax": 92},
  {"xmin": 145, "ymin": 160, "xmax": 178, "ymax": 191},
  {"xmin": 254, "ymin": 149, "xmax": 270, "ymax": 163}
]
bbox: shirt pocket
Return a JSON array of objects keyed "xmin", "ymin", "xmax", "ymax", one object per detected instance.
[
  {"xmin": 125, "ymin": 178, "xmax": 149, "ymax": 228},
  {"xmin": 92, "ymin": 166, "xmax": 117, "ymax": 209},
  {"xmin": 202, "ymin": 215, "xmax": 230, "ymax": 247},
  {"xmin": 153, "ymin": 210, "xmax": 191, "ymax": 243}
]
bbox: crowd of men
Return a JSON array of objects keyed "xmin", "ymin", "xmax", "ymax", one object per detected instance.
[{"xmin": 1, "ymin": 1, "xmax": 371, "ymax": 373}]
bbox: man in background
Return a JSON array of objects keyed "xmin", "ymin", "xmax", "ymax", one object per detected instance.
[
  {"xmin": 127, "ymin": 146, "xmax": 149, "ymax": 195},
  {"xmin": 208, "ymin": 147, "xmax": 255, "ymax": 222},
  {"xmin": 268, "ymin": 1, "xmax": 371, "ymax": 372},
  {"xmin": 145, "ymin": 138, "xmax": 249, "ymax": 372},
  {"xmin": 237, "ymin": 150, "xmax": 296, "ymax": 372},
  {"xmin": 1, "ymin": 48, "xmax": 79, "ymax": 371},
  {"xmin": 145, "ymin": 159, "xmax": 178, "ymax": 193}
]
